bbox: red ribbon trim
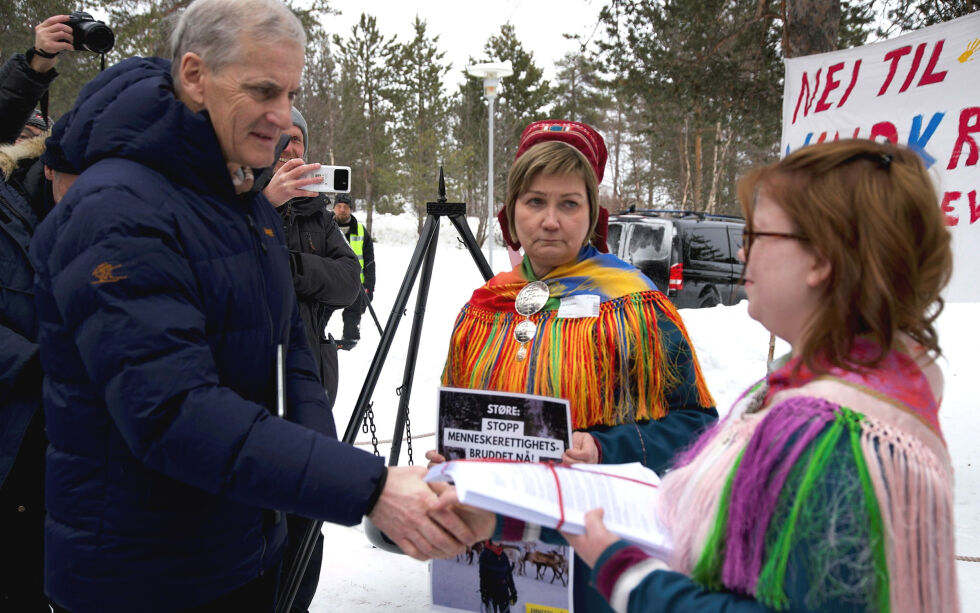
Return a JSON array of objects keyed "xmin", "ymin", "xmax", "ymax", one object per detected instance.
[
  {"xmin": 446, "ymin": 458, "xmax": 659, "ymax": 533},
  {"xmin": 547, "ymin": 461, "xmax": 567, "ymax": 531}
]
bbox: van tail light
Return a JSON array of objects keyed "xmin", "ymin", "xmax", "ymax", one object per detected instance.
[{"xmin": 668, "ymin": 262, "xmax": 683, "ymax": 292}]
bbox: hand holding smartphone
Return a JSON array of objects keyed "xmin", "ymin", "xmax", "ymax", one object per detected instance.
[{"xmin": 299, "ymin": 165, "xmax": 351, "ymax": 193}]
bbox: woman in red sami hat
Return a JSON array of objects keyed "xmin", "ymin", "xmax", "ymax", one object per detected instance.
[{"xmin": 429, "ymin": 120, "xmax": 718, "ymax": 613}]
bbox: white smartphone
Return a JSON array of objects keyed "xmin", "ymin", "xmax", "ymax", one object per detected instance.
[{"xmin": 299, "ymin": 165, "xmax": 351, "ymax": 193}]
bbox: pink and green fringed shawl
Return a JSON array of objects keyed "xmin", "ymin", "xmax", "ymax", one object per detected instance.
[{"xmin": 658, "ymin": 339, "xmax": 958, "ymax": 612}]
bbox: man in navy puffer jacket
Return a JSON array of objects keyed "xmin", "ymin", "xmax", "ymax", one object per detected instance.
[{"xmin": 30, "ymin": 1, "xmax": 474, "ymax": 611}]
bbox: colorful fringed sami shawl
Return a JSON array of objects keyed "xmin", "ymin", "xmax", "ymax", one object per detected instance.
[
  {"xmin": 441, "ymin": 246, "xmax": 713, "ymax": 429},
  {"xmin": 658, "ymin": 338, "xmax": 958, "ymax": 612}
]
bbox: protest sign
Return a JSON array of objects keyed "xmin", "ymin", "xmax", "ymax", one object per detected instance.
[
  {"xmin": 431, "ymin": 387, "xmax": 573, "ymax": 613},
  {"xmin": 782, "ymin": 12, "xmax": 980, "ymax": 302}
]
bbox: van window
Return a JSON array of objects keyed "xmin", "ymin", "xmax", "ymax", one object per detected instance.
[
  {"xmin": 686, "ymin": 227, "xmax": 729, "ymax": 263},
  {"xmin": 628, "ymin": 223, "xmax": 670, "ymax": 290},
  {"xmin": 629, "ymin": 224, "xmax": 667, "ymax": 261},
  {"xmin": 607, "ymin": 223, "xmax": 623, "ymax": 255},
  {"xmin": 728, "ymin": 226, "xmax": 744, "ymax": 263}
]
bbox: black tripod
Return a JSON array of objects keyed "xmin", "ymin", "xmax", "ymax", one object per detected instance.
[{"xmin": 275, "ymin": 169, "xmax": 494, "ymax": 613}]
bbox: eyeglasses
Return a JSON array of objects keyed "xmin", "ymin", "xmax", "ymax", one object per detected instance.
[
  {"xmin": 513, "ymin": 281, "xmax": 549, "ymax": 362},
  {"xmin": 741, "ymin": 229, "xmax": 809, "ymax": 256}
]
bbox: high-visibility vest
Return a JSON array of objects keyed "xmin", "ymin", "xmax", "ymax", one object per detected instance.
[{"xmin": 348, "ymin": 222, "xmax": 366, "ymax": 283}]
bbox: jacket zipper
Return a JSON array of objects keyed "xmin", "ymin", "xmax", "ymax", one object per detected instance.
[{"xmin": 245, "ymin": 211, "xmax": 275, "ymax": 353}]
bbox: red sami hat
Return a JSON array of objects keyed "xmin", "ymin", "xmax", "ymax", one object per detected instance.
[
  {"xmin": 514, "ymin": 119, "xmax": 607, "ymax": 182},
  {"xmin": 499, "ymin": 119, "xmax": 610, "ymax": 253}
]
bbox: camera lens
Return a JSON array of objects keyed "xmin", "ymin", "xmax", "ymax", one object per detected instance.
[
  {"xmin": 69, "ymin": 11, "xmax": 115, "ymax": 55},
  {"xmin": 77, "ymin": 21, "xmax": 115, "ymax": 54},
  {"xmin": 334, "ymin": 169, "xmax": 350, "ymax": 192}
]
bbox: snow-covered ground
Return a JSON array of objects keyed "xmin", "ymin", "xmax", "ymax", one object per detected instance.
[{"xmin": 310, "ymin": 213, "xmax": 978, "ymax": 611}]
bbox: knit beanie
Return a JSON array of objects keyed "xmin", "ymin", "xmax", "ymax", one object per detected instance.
[
  {"xmin": 40, "ymin": 113, "xmax": 81, "ymax": 174},
  {"xmin": 335, "ymin": 193, "xmax": 354, "ymax": 211},
  {"xmin": 26, "ymin": 109, "xmax": 52, "ymax": 132},
  {"xmin": 291, "ymin": 107, "xmax": 309, "ymax": 150}
]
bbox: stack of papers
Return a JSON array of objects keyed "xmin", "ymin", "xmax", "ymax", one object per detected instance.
[{"xmin": 426, "ymin": 460, "xmax": 672, "ymax": 558}]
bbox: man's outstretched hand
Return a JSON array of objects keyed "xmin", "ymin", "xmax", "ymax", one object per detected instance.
[
  {"xmin": 428, "ymin": 481, "xmax": 497, "ymax": 543},
  {"xmin": 368, "ymin": 466, "xmax": 480, "ymax": 561}
]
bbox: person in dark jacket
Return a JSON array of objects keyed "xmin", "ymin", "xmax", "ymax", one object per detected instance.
[
  {"xmin": 29, "ymin": 1, "xmax": 475, "ymax": 612},
  {"xmin": 0, "ymin": 14, "xmax": 75, "ymax": 611},
  {"xmin": 0, "ymin": 131, "xmax": 53, "ymax": 613},
  {"xmin": 0, "ymin": 14, "xmax": 74, "ymax": 145},
  {"xmin": 478, "ymin": 540, "xmax": 517, "ymax": 613},
  {"xmin": 260, "ymin": 106, "xmax": 361, "ymax": 613},
  {"xmin": 331, "ymin": 193, "xmax": 375, "ymax": 349},
  {"xmin": 262, "ymin": 106, "xmax": 360, "ymax": 406}
]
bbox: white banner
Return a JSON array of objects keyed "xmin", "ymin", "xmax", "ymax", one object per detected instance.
[{"xmin": 782, "ymin": 12, "xmax": 980, "ymax": 302}]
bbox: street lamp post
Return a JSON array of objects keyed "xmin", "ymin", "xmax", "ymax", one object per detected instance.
[{"xmin": 466, "ymin": 61, "xmax": 513, "ymax": 270}]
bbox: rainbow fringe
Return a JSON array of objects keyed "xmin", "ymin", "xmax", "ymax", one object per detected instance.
[{"xmin": 442, "ymin": 289, "xmax": 713, "ymax": 429}]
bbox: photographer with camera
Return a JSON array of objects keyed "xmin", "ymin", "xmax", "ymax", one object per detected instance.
[
  {"xmin": 0, "ymin": 15, "xmax": 72, "ymax": 144},
  {"xmin": 261, "ymin": 106, "xmax": 361, "ymax": 407},
  {"xmin": 1, "ymin": 12, "xmax": 114, "ymax": 145}
]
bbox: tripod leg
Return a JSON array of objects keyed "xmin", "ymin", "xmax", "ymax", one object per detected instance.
[
  {"xmin": 342, "ymin": 215, "xmax": 440, "ymax": 443},
  {"xmin": 275, "ymin": 517, "xmax": 320, "ymax": 613},
  {"xmin": 387, "ymin": 218, "xmax": 440, "ymax": 466},
  {"xmin": 364, "ymin": 287, "xmax": 384, "ymax": 336},
  {"xmin": 448, "ymin": 213, "xmax": 494, "ymax": 281}
]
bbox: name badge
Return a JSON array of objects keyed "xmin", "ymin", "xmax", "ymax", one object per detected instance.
[{"xmin": 557, "ymin": 294, "xmax": 600, "ymax": 319}]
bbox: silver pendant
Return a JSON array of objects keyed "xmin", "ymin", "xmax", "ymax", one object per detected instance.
[
  {"xmin": 516, "ymin": 344, "xmax": 528, "ymax": 362},
  {"xmin": 514, "ymin": 319, "xmax": 537, "ymax": 344},
  {"xmin": 515, "ymin": 281, "xmax": 549, "ymax": 316}
]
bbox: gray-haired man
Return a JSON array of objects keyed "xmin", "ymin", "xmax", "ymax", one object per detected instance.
[{"xmin": 31, "ymin": 1, "xmax": 475, "ymax": 611}]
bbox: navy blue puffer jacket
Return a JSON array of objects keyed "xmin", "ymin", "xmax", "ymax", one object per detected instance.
[{"xmin": 30, "ymin": 57, "xmax": 385, "ymax": 612}]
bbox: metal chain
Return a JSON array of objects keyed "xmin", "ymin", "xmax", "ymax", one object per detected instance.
[
  {"xmin": 394, "ymin": 385, "xmax": 414, "ymax": 466},
  {"xmin": 404, "ymin": 406, "xmax": 414, "ymax": 466},
  {"xmin": 361, "ymin": 401, "xmax": 380, "ymax": 456}
]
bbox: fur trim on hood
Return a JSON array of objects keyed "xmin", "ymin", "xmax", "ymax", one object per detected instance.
[{"xmin": 0, "ymin": 132, "xmax": 48, "ymax": 180}]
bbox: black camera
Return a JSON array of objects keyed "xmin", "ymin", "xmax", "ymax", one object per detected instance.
[{"xmin": 67, "ymin": 11, "xmax": 115, "ymax": 55}]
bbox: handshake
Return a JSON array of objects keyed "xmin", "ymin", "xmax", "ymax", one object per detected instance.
[
  {"xmin": 367, "ymin": 465, "xmax": 496, "ymax": 561},
  {"xmin": 379, "ymin": 432, "xmax": 605, "ymax": 561}
]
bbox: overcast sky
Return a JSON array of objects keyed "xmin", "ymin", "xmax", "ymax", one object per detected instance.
[{"xmin": 322, "ymin": 0, "xmax": 606, "ymax": 87}]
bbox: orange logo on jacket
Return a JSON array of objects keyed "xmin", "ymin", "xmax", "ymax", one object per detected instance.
[
  {"xmin": 264, "ymin": 227, "xmax": 275, "ymax": 237},
  {"xmin": 91, "ymin": 262, "xmax": 128, "ymax": 285}
]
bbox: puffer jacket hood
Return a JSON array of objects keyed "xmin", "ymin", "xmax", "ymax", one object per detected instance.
[{"xmin": 48, "ymin": 56, "xmax": 235, "ymax": 197}]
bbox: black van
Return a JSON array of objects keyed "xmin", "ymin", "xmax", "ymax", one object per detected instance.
[{"xmin": 607, "ymin": 210, "xmax": 746, "ymax": 309}]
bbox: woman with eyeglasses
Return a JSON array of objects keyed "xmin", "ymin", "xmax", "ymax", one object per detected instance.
[
  {"xmin": 430, "ymin": 120, "xmax": 718, "ymax": 612},
  {"xmin": 450, "ymin": 139, "xmax": 955, "ymax": 613}
]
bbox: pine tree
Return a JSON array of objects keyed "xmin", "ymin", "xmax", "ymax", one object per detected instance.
[
  {"xmin": 333, "ymin": 13, "xmax": 398, "ymax": 232},
  {"xmin": 389, "ymin": 17, "xmax": 451, "ymax": 234},
  {"xmin": 551, "ymin": 50, "xmax": 611, "ymax": 128},
  {"xmin": 446, "ymin": 71, "xmax": 491, "ymax": 245},
  {"xmin": 879, "ymin": 0, "xmax": 979, "ymax": 35}
]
